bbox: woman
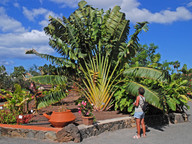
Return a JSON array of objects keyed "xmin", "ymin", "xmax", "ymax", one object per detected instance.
[{"xmin": 133, "ymin": 87, "xmax": 146, "ymax": 139}]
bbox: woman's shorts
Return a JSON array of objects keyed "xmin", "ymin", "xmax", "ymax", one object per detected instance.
[{"xmin": 134, "ymin": 112, "xmax": 145, "ymax": 119}]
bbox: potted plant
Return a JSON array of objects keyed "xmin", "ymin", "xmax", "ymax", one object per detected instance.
[
  {"xmin": 78, "ymin": 101, "xmax": 95, "ymax": 125},
  {"xmin": 43, "ymin": 104, "xmax": 76, "ymax": 128}
]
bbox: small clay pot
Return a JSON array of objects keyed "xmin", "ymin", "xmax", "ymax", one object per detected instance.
[{"xmin": 82, "ymin": 116, "xmax": 94, "ymax": 125}]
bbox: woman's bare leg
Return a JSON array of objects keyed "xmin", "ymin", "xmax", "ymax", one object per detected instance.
[
  {"xmin": 136, "ymin": 118, "xmax": 141, "ymax": 137},
  {"xmin": 141, "ymin": 118, "xmax": 146, "ymax": 137}
]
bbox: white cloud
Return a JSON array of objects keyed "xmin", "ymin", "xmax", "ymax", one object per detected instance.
[
  {"xmin": 122, "ymin": 5, "xmax": 192, "ymax": 23},
  {"xmin": 0, "ymin": 7, "xmax": 54, "ymax": 62},
  {"xmin": 187, "ymin": 2, "xmax": 192, "ymax": 7},
  {"xmin": 0, "ymin": 60, "xmax": 14, "ymax": 66},
  {"xmin": 0, "ymin": 30, "xmax": 49, "ymax": 47},
  {"xmin": 0, "ymin": 30, "xmax": 54, "ymax": 59},
  {"xmin": 49, "ymin": 0, "xmax": 192, "ymax": 24},
  {"xmin": 13, "ymin": 2, "xmax": 20, "ymax": 8},
  {"xmin": 23, "ymin": 7, "xmax": 48, "ymax": 21},
  {"xmin": 0, "ymin": 7, "xmax": 26, "ymax": 33},
  {"xmin": 0, "ymin": 0, "xmax": 10, "ymax": 5},
  {"xmin": 39, "ymin": 0, "xmax": 43, "ymax": 4},
  {"xmin": 22, "ymin": 7, "xmax": 60, "ymax": 27},
  {"xmin": 87, "ymin": 0, "xmax": 192, "ymax": 23}
]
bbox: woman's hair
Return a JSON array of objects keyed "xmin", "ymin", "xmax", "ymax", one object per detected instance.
[{"xmin": 138, "ymin": 87, "xmax": 145, "ymax": 95}]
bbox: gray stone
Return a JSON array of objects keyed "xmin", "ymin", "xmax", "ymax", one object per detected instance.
[
  {"xmin": 1, "ymin": 128, "xmax": 10, "ymax": 136},
  {"xmin": 56, "ymin": 124, "xmax": 81, "ymax": 143},
  {"xmin": 11, "ymin": 131, "xmax": 22, "ymax": 137},
  {"xmin": 0, "ymin": 127, "xmax": 2, "ymax": 136},
  {"xmin": 56, "ymin": 129, "xmax": 73, "ymax": 142},
  {"xmin": 45, "ymin": 131, "xmax": 56, "ymax": 141},
  {"xmin": 169, "ymin": 113, "xmax": 185, "ymax": 124},
  {"xmin": 35, "ymin": 131, "xmax": 45, "ymax": 139},
  {"xmin": 27, "ymin": 130, "xmax": 35, "ymax": 138}
]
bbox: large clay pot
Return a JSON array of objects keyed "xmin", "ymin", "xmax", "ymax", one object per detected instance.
[{"xmin": 43, "ymin": 110, "xmax": 76, "ymax": 128}]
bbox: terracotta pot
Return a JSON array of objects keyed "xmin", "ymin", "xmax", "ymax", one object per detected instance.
[
  {"xmin": 82, "ymin": 116, "xmax": 94, "ymax": 125},
  {"xmin": 43, "ymin": 110, "xmax": 76, "ymax": 128}
]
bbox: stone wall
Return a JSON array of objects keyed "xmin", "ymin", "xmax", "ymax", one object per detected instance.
[
  {"xmin": 78, "ymin": 117, "xmax": 135, "ymax": 139},
  {"xmin": 0, "ymin": 113, "xmax": 188, "ymax": 143},
  {"xmin": 0, "ymin": 127, "xmax": 57, "ymax": 141}
]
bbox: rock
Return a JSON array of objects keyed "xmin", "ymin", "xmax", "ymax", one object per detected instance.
[
  {"xmin": 1, "ymin": 127, "xmax": 9, "ymax": 136},
  {"xmin": 45, "ymin": 131, "xmax": 57, "ymax": 141},
  {"xmin": 35, "ymin": 131, "xmax": 45, "ymax": 139},
  {"xmin": 27, "ymin": 130, "xmax": 36, "ymax": 138},
  {"xmin": 56, "ymin": 124, "xmax": 81, "ymax": 143},
  {"xmin": 0, "ymin": 127, "xmax": 2, "ymax": 136},
  {"xmin": 56, "ymin": 129, "xmax": 73, "ymax": 142},
  {"xmin": 11, "ymin": 131, "xmax": 22, "ymax": 137},
  {"xmin": 131, "ymin": 123, "xmax": 136, "ymax": 128}
]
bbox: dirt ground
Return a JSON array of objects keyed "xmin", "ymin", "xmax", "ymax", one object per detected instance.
[{"xmin": 28, "ymin": 91, "xmax": 129, "ymax": 127}]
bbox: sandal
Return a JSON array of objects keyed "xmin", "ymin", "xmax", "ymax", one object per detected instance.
[{"xmin": 133, "ymin": 135, "xmax": 140, "ymax": 139}]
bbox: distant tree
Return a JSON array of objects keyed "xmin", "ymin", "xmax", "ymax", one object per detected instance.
[
  {"xmin": 0, "ymin": 65, "xmax": 13, "ymax": 90},
  {"xmin": 28, "ymin": 65, "xmax": 40, "ymax": 76},
  {"xmin": 10, "ymin": 66, "xmax": 30, "ymax": 89},
  {"xmin": 130, "ymin": 43, "xmax": 161, "ymax": 67}
]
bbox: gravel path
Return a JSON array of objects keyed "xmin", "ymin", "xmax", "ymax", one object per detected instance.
[{"xmin": 0, "ymin": 102, "xmax": 192, "ymax": 144}]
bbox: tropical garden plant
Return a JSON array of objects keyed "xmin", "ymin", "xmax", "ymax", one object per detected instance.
[
  {"xmin": 27, "ymin": 75, "xmax": 68, "ymax": 110},
  {"xmin": 23, "ymin": 0, "xmax": 191, "ymax": 114},
  {"xmin": 0, "ymin": 84, "xmax": 32, "ymax": 114},
  {"xmin": 114, "ymin": 43, "xmax": 191, "ymax": 114},
  {"xmin": 25, "ymin": 0, "xmax": 148, "ymax": 109},
  {"xmin": 0, "ymin": 110, "xmax": 18, "ymax": 124},
  {"xmin": 77, "ymin": 54, "xmax": 122, "ymax": 111}
]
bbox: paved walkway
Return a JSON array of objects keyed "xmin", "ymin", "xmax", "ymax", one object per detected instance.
[{"xmin": 0, "ymin": 102, "xmax": 192, "ymax": 144}]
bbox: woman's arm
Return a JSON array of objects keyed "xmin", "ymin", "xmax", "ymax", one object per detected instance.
[{"xmin": 133, "ymin": 96, "xmax": 140, "ymax": 107}]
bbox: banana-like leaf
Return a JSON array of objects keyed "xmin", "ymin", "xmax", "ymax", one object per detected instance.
[
  {"xmin": 126, "ymin": 81, "xmax": 163, "ymax": 110},
  {"xmin": 124, "ymin": 22, "xmax": 148, "ymax": 59},
  {"xmin": 37, "ymin": 90, "xmax": 67, "ymax": 109},
  {"xmin": 123, "ymin": 67, "xmax": 170, "ymax": 82},
  {"xmin": 167, "ymin": 98, "xmax": 176, "ymax": 111},
  {"xmin": 29, "ymin": 75, "xmax": 67, "ymax": 85}
]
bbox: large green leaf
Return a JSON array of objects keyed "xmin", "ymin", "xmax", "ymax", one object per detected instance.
[
  {"xmin": 166, "ymin": 98, "xmax": 176, "ymax": 111},
  {"xmin": 126, "ymin": 81, "xmax": 163, "ymax": 110},
  {"xmin": 29, "ymin": 75, "xmax": 67, "ymax": 85},
  {"xmin": 123, "ymin": 67, "xmax": 170, "ymax": 82},
  {"xmin": 37, "ymin": 90, "xmax": 67, "ymax": 109}
]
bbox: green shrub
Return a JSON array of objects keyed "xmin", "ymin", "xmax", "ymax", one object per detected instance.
[{"xmin": 0, "ymin": 110, "xmax": 18, "ymax": 124}]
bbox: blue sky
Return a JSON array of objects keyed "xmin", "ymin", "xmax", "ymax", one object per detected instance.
[{"xmin": 0, "ymin": 0, "xmax": 192, "ymax": 73}]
